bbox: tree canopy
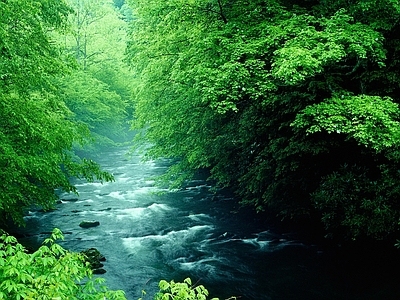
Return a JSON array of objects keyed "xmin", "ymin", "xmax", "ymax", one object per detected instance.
[
  {"xmin": 126, "ymin": 0, "xmax": 400, "ymax": 241},
  {"xmin": 60, "ymin": 0, "xmax": 132, "ymax": 146},
  {"xmin": 0, "ymin": 0, "xmax": 115, "ymax": 225}
]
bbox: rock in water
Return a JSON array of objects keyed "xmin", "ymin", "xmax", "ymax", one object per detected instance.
[
  {"xmin": 61, "ymin": 197, "xmax": 79, "ymax": 202},
  {"xmin": 79, "ymin": 220, "xmax": 100, "ymax": 228},
  {"xmin": 81, "ymin": 247, "xmax": 107, "ymax": 274},
  {"xmin": 93, "ymin": 268, "xmax": 107, "ymax": 274}
]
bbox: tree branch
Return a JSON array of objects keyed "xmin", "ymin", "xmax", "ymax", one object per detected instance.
[{"xmin": 217, "ymin": 0, "xmax": 228, "ymax": 23}]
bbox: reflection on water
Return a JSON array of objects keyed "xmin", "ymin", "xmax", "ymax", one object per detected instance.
[{"xmin": 15, "ymin": 147, "xmax": 400, "ymax": 300}]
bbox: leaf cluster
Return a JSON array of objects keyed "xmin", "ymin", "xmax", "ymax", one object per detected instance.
[
  {"xmin": 0, "ymin": 229, "xmax": 126, "ymax": 299},
  {"xmin": 152, "ymin": 278, "xmax": 218, "ymax": 300}
]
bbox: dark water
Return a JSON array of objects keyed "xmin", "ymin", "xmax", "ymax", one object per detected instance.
[{"xmin": 16, "ymin": 147, "xmax": 400, "ymax": 300}]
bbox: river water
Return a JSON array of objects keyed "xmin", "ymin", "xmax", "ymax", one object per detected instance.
[{"xmin": 17, "ymin": 146, "xmax": 400, "ymax": 300}]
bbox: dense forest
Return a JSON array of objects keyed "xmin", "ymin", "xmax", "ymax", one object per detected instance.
[
  {"xmin": 127, "ymin": 0, "xmax": 400, "ymax": 242},
  {"xmin": 1, "ymin": 0, "xmax": 400, "ymax": 298}
]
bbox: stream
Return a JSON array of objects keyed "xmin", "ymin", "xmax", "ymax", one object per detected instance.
[{"xmin": 16, "ymin": 146, "xmax": 400, "ymax": 300}]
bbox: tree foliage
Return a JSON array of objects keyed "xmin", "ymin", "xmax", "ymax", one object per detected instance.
[
  {"xmin": 0, "ymin": 228, "xmax": 126, "ymax": 299},
  {"xmin": 0, "ymin": 0, "xmax": 113, "ymax": 225},
  {"xmin": 126, "ymin": 0, "xmax": 400, "ymax": 241},
  {"xmin": 60, "ymin": 0, "xmax": 132, "ymax": 146},
  {"xmin": 151, "ymin": 278, "xmax": 219, "ymax": 300},
  {"xmin": 58, "ymin": 70, "xmax": 127, "ymax": 145},
  {"xmin": 65, "ymin": 0, "xmax": 128, "ymax": 69}
]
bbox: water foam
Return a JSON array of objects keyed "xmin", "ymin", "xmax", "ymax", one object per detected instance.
[{"xmin": 109, "ymin": 191, "xmax": 126, "ymax": 200}]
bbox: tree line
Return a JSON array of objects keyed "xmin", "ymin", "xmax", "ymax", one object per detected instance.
[
  {"xmin": 0, "ymin": 0, "xmax": 134, "ymax": 297},
  {"xmin": 126, "ymin": 0, "xmax": 400, "ymax": 242},
  {"xmin": 0, "ymin": 0, "xmax": 132, "ymax": 226}
]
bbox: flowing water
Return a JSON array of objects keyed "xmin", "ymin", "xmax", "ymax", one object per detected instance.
[{"xmin": 17, "ymin": 146, "xmax": 400, "ymax": 300}]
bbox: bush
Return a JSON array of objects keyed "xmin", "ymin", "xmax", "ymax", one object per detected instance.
[
  {"xmin": 149, "ymin": 278, "xmax": 219, "ymax": 300},
  {"xmin": 0, "ymin": 228, "xmax": 126, "ymax": 300}
]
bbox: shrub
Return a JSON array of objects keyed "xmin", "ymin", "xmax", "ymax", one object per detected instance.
[{"xmin": 0, "ymin": 228, "xmax": 126, "ymax": 300}]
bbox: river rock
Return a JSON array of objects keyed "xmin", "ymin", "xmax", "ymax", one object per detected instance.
[
  {"xmin": 79, "ymin": 220, "xmax": 100, "ymax": 228},
  {"xmin": 81, "ymin": 248, "xmax": 107, "ymax": 274},
  {"xmin": 60, "ymin": 197, "xmax": 79, "ymax": 202},
  {"xmin": 93, "ymin": 268, "xmax": 107, "ymax": 274}
]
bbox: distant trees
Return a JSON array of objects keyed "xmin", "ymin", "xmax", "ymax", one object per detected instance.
[
  {"xmin": 60, "ymin": 0, "xmax": 132, "ymax": 146},
  {"xmin": 126, "ymin": 0, "xmax": 400, "ymax": 241}
]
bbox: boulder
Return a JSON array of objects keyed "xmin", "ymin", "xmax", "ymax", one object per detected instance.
[{"xmin": 79, "ymin": 220, "xmax": 100, "ymax": 228}]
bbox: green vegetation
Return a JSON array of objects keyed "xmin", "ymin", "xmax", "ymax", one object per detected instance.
[
  {"xmin": 3, "ymin": 0, "xmax": 400, "ymax": 297},
  {"xmin": 1, "ymin": 0, "xmax": 219, "ymax": 298},
  {"xmin": 0, "ymin": 0, "xmax": 117, "ymax": 226},
  {"xmin": 126, "ymin": 0, "xmax": 400, "ymax": 241},
  {"xmin": 0, "ymin": 229, "xmax": 126, "ymax": 299},
  {"xmin": 150, "ymin": 278, "xmax": 219, "ymax": 300},
  {"xmin": 0, "ymin": 230, "xmax": 218, "ymax": 300},
  {"xmin": 60, "ymin": 0, "xmax": 133, "ymax": 147},
  {"xmin": 0, "ymin": 0, "xmax": 132, "ymax": 297}
]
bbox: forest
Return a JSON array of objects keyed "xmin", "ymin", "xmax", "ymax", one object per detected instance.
[
  {"xmin": 127, "ymin": 0, "xmax": 400, "ymax": 242},
  {"xmin": 1, "ymin": 0, "xmax": 400, "ymax": 298}
]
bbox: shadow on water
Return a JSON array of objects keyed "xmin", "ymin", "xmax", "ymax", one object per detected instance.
[{"xmin": 9, "ymin": 146, "xmax": 400, "ymax": 300}]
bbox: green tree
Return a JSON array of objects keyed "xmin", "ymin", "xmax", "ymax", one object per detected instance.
[
  {"xmin": 0, "ymin": 0, "xmax": 113, "ymax": 225},
  {"xmin": 64, "ymin": 0, "xmax": 128, "ymax": 69},
  {"xmin": 126, "ymin": 0, "xmax": 400, "ymax": 241},
  {"xmin": 58, "ymin": 70, "xmax": 128, "ymax": 146}
]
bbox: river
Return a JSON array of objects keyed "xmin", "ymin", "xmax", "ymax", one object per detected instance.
[{"xmin": 16, "ymin": 146, "xmax": 400, "ymax": 300}]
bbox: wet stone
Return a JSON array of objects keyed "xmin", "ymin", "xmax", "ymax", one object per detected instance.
[
  {"xmin": 61, "ymin": 198, "xmax": 79, "ymax": 202},
  {"xmin": 81, "ymin": 247, "xmax": 107, "ymax": 274},
  {"xmin": 79, "ymin": 220, "xmax": 100, "ymax": 228}
]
